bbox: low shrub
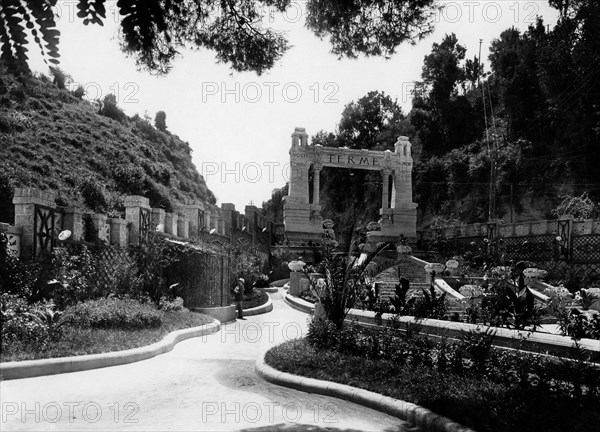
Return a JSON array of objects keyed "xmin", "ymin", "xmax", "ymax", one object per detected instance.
[
  {"xmin": 0, "ymin": 232, "xmax": 41, "ymax": 299},
  {"xmin": 158, "ymin": 296, "xmax": 185, "ymax": 312},
  {"xmin": 0, "ymin": 294, "xmax": 53, "ymax": 355},
  {"xmin": 62, "ymin": 297, "xmax": 163, "ymax": 329}
]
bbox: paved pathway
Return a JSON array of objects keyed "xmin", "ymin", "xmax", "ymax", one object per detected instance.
[{"xmin": 0, "ymin": 288, "xmax": 418, "ymax": 431}]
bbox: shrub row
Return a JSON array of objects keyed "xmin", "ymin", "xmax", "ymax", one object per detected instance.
[{"xmin": 61, "ymin": 297, "xmax": 163, "ymax": 329}]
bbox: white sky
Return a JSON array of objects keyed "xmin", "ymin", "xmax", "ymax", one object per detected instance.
[{"xmin": 30, "ymin": 1, "xmax": 558, "ymax": 211}]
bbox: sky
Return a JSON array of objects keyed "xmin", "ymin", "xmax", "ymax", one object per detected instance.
[{"xmin": 30, "ymin": 1, "xmax": 559, "ymax": 212}]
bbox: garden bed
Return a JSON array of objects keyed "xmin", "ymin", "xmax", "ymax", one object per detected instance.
[
  {"xmin": 241, "ymin": 290, "xmax": 269, "ymax": 309},
  {"xmin": 1, "ymin": 309, "xmax": 213, "ymax": 362},
  {"xmin": 266, "ymin": 338, "xmax": 600, "ymax": 432}
]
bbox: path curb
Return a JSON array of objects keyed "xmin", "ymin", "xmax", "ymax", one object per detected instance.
[
  {"xmin": 0, "ymin": 319, "xmax": 221, "ymax": 381},
  {"xmin": 255, "ymin": 349, "xmax": 476, "ymax": 432},
  {"xmin": 257, "ymin": 286, "xmax": 279, "ymax": 293},
  {"xmin": 243, "ymin": 295, "xmax": 274, "ymax": 316}
]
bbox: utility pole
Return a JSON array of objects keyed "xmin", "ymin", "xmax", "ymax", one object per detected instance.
[{"xmin": 479, "ymin": 39, "xmax": 493, "ymax": 222}]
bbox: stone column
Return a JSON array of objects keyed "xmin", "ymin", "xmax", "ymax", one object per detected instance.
[
  {"xmin": 177, "ymin": 214, "xmax": 189, "ymax": 239},
  {"xmin": 0, "ymin": 223, "xmax": 22, "ymax": 258},
  {"xmin": 313, "ymin": 164, "xmax": 321, "ymax": 205},
  {"xmin": 184, "ymin": 204, "xmax": 203, "ymax": 237},
  {"xmin": 151, "ymin": 208, "xmax": 166, "ymax": 233},
  {"xmin": 165, "ymin": 212, "xmax": 178, "ymax": 236},
  {"xmin": 124, "ymin": 195, "xmax": 150, "ymax": 246},
  {"xmin": 381, "ymin": 169, "xmax": 391, "ymax": 210},
  {"xmin": 110, "ymin": 218, "xmax": 128, "ymax": 247},
  {"xmin": 12, "ymin": 187, "xmax": 57, "ymax": 259},
  {"xmin": 90, "ymin": 214, "xmax": 110, "ymax": 244},
  {"xmin": 63, "ymin": 207, "xmax": 84, "ymax": 242},
  {"xmin": 289, "ymin": 271, "xmax": 303, "ymax": 296}
]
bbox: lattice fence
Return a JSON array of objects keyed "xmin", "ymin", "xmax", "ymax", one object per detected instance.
[
  {"xmin": 572, "ymin": 235, "xmax": 600, "ymax": 264},
  {"xmin": 502, "ymin": 235, "xmax": 556, "ymax": 262}
]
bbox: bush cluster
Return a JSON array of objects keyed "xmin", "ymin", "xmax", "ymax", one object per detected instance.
[{"xmin": 62, "ymin": 297, "xmax": 163, "ymax": 329}]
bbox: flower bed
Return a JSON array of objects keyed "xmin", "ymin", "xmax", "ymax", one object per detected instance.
[
  {"xmin": 265, "ymin": 319, "xmax": 600, "ymax": 432},
  {"xmin": 1, "ymin": 294, "xmax": 213, "ymax": 362},
  {"xmin": 241, "ymin": 290, "xmax": 269, "ymax": 309}
]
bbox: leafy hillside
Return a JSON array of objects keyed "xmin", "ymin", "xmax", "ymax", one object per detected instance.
[{"xmin": 0, "ymin": 70, "xmax": 215, "ymax": 223}]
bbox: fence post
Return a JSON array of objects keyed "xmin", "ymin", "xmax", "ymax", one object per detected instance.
[
  {"xmin": 183, "ymin": 204, "xmax": 203, "ymax": 237},
  {"xmin": 557, "ymin": 215, "xmax": 573, "ymax": 261},
  {"xmin": 124, "ymin": 195, "xmax": 151, "ymax": 246},
  {"xmin": 177, "ymin": 214, "xmax": 189, "ymax": 239},
  {"xmin": 151, "ymin": 208, "xmax": 166, "ymax": 233},
  {"xmin": 90, "ymin": 214, "xmax": 110, "ymax": 244},
  {"xmin": 165, "ymin": 212, "xmax": 178, "ymax": 236},
  {"xmin": 109, "ymin": 218, "xmax": 128, "ymax": 247},
  {"xmin": 63, "ymin": 207, "xmax": 84, "ymax": 242},
  {"xmin": 0, "ymin": 223, "xmax": 22, "ymax": 257},
  {"xmin": 12, "ymin": 188, "xmax": 57, "ymax": 259}
]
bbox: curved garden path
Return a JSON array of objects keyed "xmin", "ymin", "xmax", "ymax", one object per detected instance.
[{"xmin": 0, "ymin": 288, "xmax": 419, "ymax": 431}]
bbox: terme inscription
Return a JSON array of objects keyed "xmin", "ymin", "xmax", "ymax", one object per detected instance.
[{"xmin": 327, "ymin": 154, "xmax": 379, "ymax": 166}]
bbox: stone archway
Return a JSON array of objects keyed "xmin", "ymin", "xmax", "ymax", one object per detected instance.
[{"xmin": 283, "ymin": 127, "xmax": 417, "ymax": 247}]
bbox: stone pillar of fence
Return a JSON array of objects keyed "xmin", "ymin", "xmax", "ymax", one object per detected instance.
[
  {"xmin": 152, "ymin": 208, "xmax": 166, "ymax": 233},
  {"xmin": 109, "ymin": 218, "xmax": 128, "ymax": 247},
  {"xmin": 165, "ymin": 212, "xmax": 178, "ymax": 236},
  {"xmin": 90, "ymin": 214, "xmax": 110, "ymax": 244},
  {"xmin": 12, "ymin": 188, "xmax": 57, "ymax": 259},
  {"xmin": 62, "ymin": 207, "xmax": 84, "ymax": 242},
  {"xmin": 184, "ymin": 204, "xmax": 203, "ymax": 237},
  {"xmin": 177, "ymin": 214, "xmax": 189, "ymax": 239},
  {"xmin": 125, "ymin": 195, "xmax": 150, "ymax": 246},
  {"xmin": 210, "ymin": 209, "xmax": 218, "ymax": 231},
  {"xmin": 0, "ymin": 223, "xmax": 22, "ymax": 257}
]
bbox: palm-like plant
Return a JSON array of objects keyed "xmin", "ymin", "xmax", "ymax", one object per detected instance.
[{"xmin": 305, "ymin": 239, "xmax": 395, "ymax": 329}]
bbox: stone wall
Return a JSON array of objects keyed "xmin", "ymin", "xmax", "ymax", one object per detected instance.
[{"xmin": 7, "ymin": 188, "xmax": 275, "ymax": 259}]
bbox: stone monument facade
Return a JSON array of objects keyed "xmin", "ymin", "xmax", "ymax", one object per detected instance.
[{"xmin": 283, "ymin": 127, "xmax": 418, "ymax": 246}]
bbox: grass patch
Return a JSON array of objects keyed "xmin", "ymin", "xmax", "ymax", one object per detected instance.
[
  {"xmin": 265, "ymin": 339, "xmax": 600, "ymax": 432},
  {"xmin": 242, "ymin": 290, "xmax": 269, "ymax": 309},
  {"xmin": 1, "ymin": 310, "xmax": 214, "ymax": 362}
]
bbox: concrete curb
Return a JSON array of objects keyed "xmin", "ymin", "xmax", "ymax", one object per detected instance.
[
  {"xmin": 283, "ymin": 289, "xmax": 314, "ymax": 314},
  {"xmin": 255, "ymin": 349, "xmax": 476, "ymax": 432},
  {"xmin": 257, "ymin": 286, "xmax": 279, "ymax": 293},
  {"xmin": 0, "ymin": 319, "xmax": 221, "ymax": 381},
  {"xmin": 243, "ymin": 295, "xmax": 274, "ymax": 316}
]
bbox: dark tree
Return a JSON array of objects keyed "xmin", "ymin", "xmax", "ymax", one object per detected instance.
[
  {"xmin": 1, "ymin": 0, "xmax": 439, "ymax": 75},
  {"xmin": 155, "ymin": 111, "xmax": 167, "ymax": 132}
]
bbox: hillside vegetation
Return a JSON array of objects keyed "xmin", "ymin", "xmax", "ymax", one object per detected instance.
[{"xmin": 0, "ymin": 70, "xmax": 215, "ymax": 223}]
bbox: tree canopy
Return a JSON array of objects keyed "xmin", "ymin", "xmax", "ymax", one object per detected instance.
[{"xmin": 0, "ymin": 0, "xmax": 438, "ymax": 75}]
